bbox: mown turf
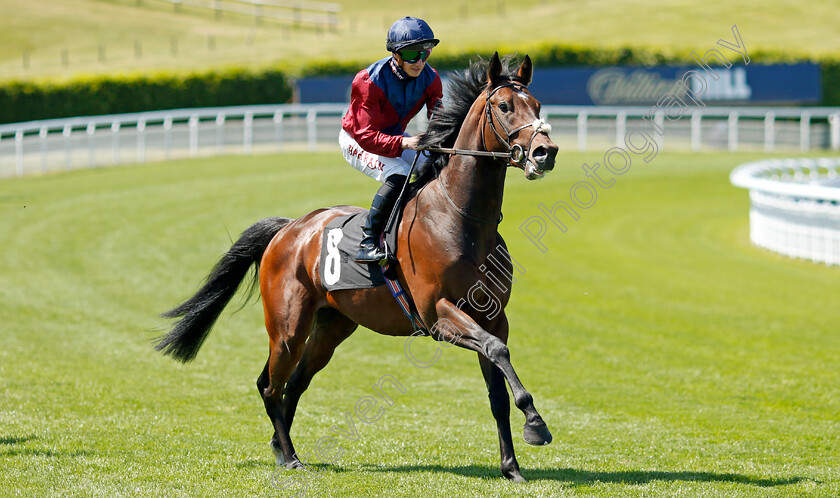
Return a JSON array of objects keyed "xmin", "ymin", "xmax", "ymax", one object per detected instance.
[{"xmin": 0, "ymin": 150, "xmax": 838, "ymax": 496}]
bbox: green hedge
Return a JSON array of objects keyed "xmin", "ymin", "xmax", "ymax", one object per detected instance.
[
  {"xmin": 0, "ymin": 68, "xmax": 292, "ymax": 125},
  {"xmin": 1, "ymin": 43, "xmax": 837, "ymax": 125},
  {"xmin": 821, "ymin": 61, "xmax": 840, "ymax": 106}
]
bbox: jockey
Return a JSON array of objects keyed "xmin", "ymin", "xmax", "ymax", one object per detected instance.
[{"xmin": 340, "ymin": 16, "xmax": 443, "ymax": 263}]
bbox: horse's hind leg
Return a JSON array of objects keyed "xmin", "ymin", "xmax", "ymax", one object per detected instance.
[
  {"xmin": 259, "ymin": 297, "xmax": 318, "ymax": 470},
  {"xmin": 256, "ymin": 360, "xmax": 285, "ymax": 465},
  {"xmin": 283, "ymin": 308, "xmax": 358, "ymax": 431}
]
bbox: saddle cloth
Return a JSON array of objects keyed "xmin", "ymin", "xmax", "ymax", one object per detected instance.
[
  {"xmin": 318, "ymin": 209, "xmax": 426, "ymax": 331},
  {"xmin": 319, "ymin": 212, "xmax": 386, "ymax": 291}
]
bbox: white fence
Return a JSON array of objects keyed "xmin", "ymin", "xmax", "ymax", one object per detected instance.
[
  {"xmin": 730, "ymin": 158, "xmax": 840, "ymax": 266},
  {"xmin": 543, "ymin": 106, "xmax": 840, "ymax": 154},
  {"xmin": 2, "ymin": 104, "xmax": 840, "ymax": 179},
  {"xmin": 0, "ymin": 104, "xmax": 347, "ymax": 178}
]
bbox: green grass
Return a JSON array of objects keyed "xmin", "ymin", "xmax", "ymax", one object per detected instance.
[
  {"xmin": 1, "ymin": 150, "xmax": 839, "ymax": 496},
  {"xmin": 1, "ymin": 0, "xmax": 839, "ymax": 81}
]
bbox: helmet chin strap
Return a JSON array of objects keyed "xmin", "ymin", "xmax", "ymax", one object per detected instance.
[
  {"xmin": 389, "ymin": 56, "xmax": 420, "ymax": 81},
  {"xmin": 389, "ymin": 57, "xmax": 409, "ymax": 80}
]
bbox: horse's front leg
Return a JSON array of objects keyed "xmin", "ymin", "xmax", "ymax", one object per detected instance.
[
  {"xmin": 477, "ymin": 319, "xmax": 523, "ymax": 482},
  {"xmin": 434, "ymin": 300, "xmax": 552, "ymax": 448}
]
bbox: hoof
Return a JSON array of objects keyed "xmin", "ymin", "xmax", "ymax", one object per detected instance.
[
  {"xmin": 285, "ymin": 459, "xmax": 306, "ymax": 470},
  {"xmin": 523, "ymin": 422, "xmax": 553, "ymax": 446},
  {"xmin": 508, "ymin": 473, "xmax": 526, "ymax": 483},
  {"xmin": 269, "ymin": 440, "xmax": 286, "ymax": 466}
]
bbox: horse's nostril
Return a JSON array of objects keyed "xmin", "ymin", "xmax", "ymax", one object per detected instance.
[{"xmin": 533, "ymin": 145, "xmax": 556, "ymax": 171}]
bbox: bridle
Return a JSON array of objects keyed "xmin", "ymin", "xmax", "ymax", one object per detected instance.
[
  {"xmin": 483, "ymin": 81, "xmax": 553, "ymax": 167},
  {"xmin": 424, "ymin": 80, "xmax": 552, "ymax": 224},
  {"xmin": 424, "ymin": 80, "xmax": 552, "ymax": 168}
]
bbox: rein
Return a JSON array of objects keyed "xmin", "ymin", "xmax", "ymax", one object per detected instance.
[{"xmin": 423, "ymin": 147, "xmax": 512, "ymax": 160}]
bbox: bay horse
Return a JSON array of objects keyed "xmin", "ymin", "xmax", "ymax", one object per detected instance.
[{"xmin": 156, "ymin": 52, "xmax": 559, "ymax": 482}]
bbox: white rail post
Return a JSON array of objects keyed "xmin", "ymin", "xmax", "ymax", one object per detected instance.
[
  {"xmin": 728, "ymin": 112, "xmax": 739, "ymax": 152},
  {"xmin": 764, "ymin": 112, "xmax": 775, "ymax": 153},
  {"xmin": 111, "ymin": 121, "xmax": 121, "ymax": 165},
  {"xmin": 243, "ymin": 111, "xmax": 254, "ymax": 154},
  {"xmin": 654, "ymin": 110, "xmax": 665, "ymax": 151},
  {"xmin": 577, "ymin": 111, "xmax": 587, "ymax": 152},
  {"xmin": 800, "ymin": 111, "xmax": 811, "ymax": 153},
  {"xmin": 137, "ymin": 119, "xmax": 146, "ymax": 164},
  {"xmin": 615, "ymin": 111, "xmax": 626, "ymax": 149},
  {"xmin": 216, "ymin": 113, "xmax": 225, "ymax": 154},
  {"xmin": 189, "ymin": 115, "xmax": 199, "ymax": 158},
  {"xmin": 831, "ymin": 114, "xmax": 840, "ymax": 151},
  {"xmin": 690, "ymin": 111, "xmax": 702, "ymax": 152},
  {"xmin": 87, "ymin": 122, "xmax": 97, "ymax": 167},
  {"xmin": 63, "ymin": 124, "xmax": 73, "ymax": 170},
  {"xmin": 15, "ymin": 129, "xmax": 24, "ymax": 177},
  {"xmin": 273, "ymin": 111, "xmax": 284, "ymax": 152},
  {"xmin": 163, "ymin": 117, "xmax": 173, "ymax": 160},
  {"xmin": 307, "ymin": 109, "xmax": 317, "ymax": 152},
  {"xmin": 39, "ymin": 126, "xmax": 49, "ymax": 174}
]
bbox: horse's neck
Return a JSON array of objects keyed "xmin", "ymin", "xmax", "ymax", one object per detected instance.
[
  {"xmin": 433, "ymin": 129, "xmax": 507, "ymax": 255},
  {"xmin": 438, "ymin": 155, "xmax": 506, "ymax": 223}
]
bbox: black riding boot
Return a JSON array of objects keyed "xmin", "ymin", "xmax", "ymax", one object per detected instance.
[{"xmin": 355, "ymin": 175, "xmax": 406, "ymax": 264}]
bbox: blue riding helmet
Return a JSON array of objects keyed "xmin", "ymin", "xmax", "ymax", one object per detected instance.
[{"xmin": 386, "ymin": 17, "xmax": 440, "ymax": 53}]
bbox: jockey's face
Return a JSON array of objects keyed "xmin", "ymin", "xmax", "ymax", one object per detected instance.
[{"xmin": 393, "ymin": 52, "xmax": 426, "ymax": 78}]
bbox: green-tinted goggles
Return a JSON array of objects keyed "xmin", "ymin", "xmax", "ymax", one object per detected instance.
[{"xmin": 399, "ymin": 48, "xmax": 432, "ymax": 63}]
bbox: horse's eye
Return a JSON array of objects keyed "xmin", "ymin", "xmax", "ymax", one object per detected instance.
[{"xmin": 499, "ymin": 102, "xmax": 509, "ymax": 113}]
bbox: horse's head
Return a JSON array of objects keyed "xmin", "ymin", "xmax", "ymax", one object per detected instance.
[{"xmin": 483, "ymin": 52, "xmax": 558, "ymax": 180}]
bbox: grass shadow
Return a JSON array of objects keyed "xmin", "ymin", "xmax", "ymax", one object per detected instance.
[
  {"xmin": 1, "ymin": 448, "xmax": 95, "ymax": 458},
  {"xmin": 1, "ymin": 434, "xmax": 96, "ymax": 458},
  {"xmin": 237, "ymin": 459, "xmax": 353, "ymax": 474},
  {"xmin": 358, "ymin": 463, "xmax": 810, "ymax": 488},
  {"xmin": 0, "ymin": 435, "xmax": 38, "ymax": 445},
  {"xmin": 237, "ymin": 459, "xmax": 274, "ymax": 469}
]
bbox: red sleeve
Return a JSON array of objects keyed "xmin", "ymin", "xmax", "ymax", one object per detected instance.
[{"xmin": 341, "ymin": 71, "xmax": 404, "ymax": 158}]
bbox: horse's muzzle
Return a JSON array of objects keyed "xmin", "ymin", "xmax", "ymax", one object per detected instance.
[{"xmin": 532, "ymin": 144, "xmax": 558, "ymax": 172}]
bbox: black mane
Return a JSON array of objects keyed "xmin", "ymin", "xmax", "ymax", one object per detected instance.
[{"xmin": 412, "ymin": 56, "xmax": 524, "ymax": 188}]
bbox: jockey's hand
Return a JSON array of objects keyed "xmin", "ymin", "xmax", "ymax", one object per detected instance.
[{"xmin": 401, "ymin": 136, "xmax": 421, "ymax": 151}]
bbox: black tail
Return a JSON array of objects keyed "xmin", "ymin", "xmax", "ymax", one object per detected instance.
[{"xmin": 156, "ymin": 217, "xmax": 293, "ymax": 363}]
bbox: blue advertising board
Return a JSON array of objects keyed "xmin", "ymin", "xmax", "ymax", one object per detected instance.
[
  {"xmin": 529, "ymin": 63, "xmax": 821, "ymax": 106},
  {"xmin": 296, "ymin": 63, "xmax": 821, "ymax": 106},
  {"xmin": 296, "ymin": 75, "xmax": 353, "ymax": 104}
]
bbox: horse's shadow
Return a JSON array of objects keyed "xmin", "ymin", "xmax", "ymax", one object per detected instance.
[{"xmin": 356, "ymin": 463, "xmax": 810, "ymax": 488}]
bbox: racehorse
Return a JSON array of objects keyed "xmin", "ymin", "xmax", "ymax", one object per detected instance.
[{"xmin": 156, "ymin": 52, "xmax": 559, "ymax": 482}]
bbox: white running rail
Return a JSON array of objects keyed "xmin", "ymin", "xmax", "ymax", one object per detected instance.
[
  {"xmin": 730, "ymin": 157, "xmax": 840, "ymax": 266},
  {"xmin": 3, "ymin": 104, "xmax": 840, "ymax": 179},
  {"xmin": 0, "ymin": 104, "xmax": 348, "ymax": 178}
]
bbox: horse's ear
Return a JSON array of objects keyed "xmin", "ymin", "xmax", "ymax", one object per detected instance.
[
  {"xmin": 516, "ymin": 55, "xmax": 533, "ymax": 85},
  {"xmin": 488, "ymin": 52, "xmax": 502, "ymax": 86}
]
